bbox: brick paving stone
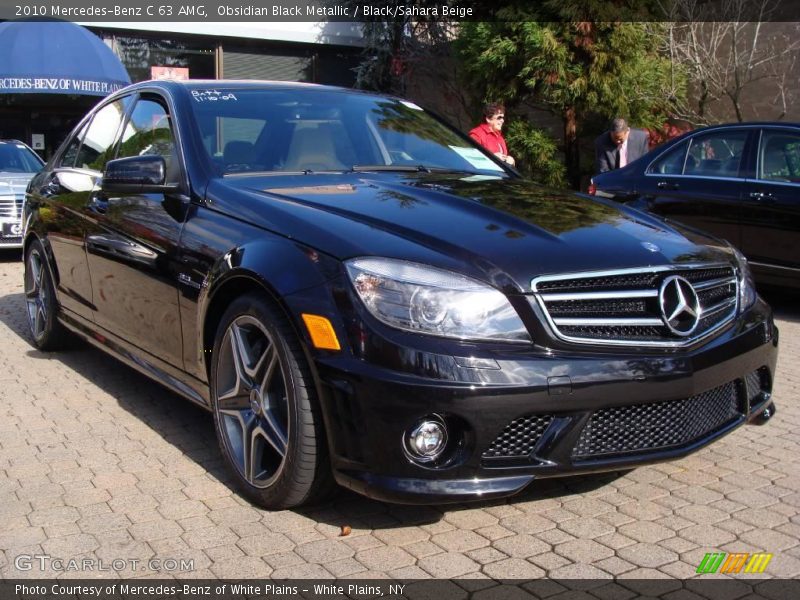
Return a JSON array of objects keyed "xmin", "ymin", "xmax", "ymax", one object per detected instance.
[
  {"xmin": 617, "ymin": 542, "xmax": 679, "ymax": 568},
  {"xmin": 40, "ymin": 532, "xmax": 100, "ymax": 557},
  {"xmin": 325, "ymin": 558, "xmax": 368, "ymax": 577},
  {"xmin": 618, "ymin": 500, "xmax": 672, "ymax": 521},
  {"xmin": 431, "ymin": 530, "xmax": 489, "ymax": 553},
  {"xmin": 209, "ymin": 556, "xmax": 269, "ymax": 578},
  {"xmin": 417, "ymin": 552, "xmax": 480, "ymax": 578},
  {"xmin": 481, "ymin": 558, "xmax": 545, "ymax": 579},
  {"xmin": 128, "ymin": 518, "xmax": 184, "ymax": 543},
  {"xmin": 466, "ymin": 546, "xmax": 507, "ymax": 565},
  {"xmin": 618, "ymin": 521, "xmax": 676, "ymax": 543},
  {"xmin": 594, "ymin": 556, "xmax": 637, "ymax": 576},
  {"xmin": 443, "ymin": 510, "xmax": 498, "ymax": 530},
  {"xmin": 555, "ymin": 539, "xmax": 614, "ymax": 563},
  {"xmin": 491, "ymin": 534, "xmax": 550, "ymax": 559},
  {"xmin": 679, "ymin": 524, "xmax": 738, "ymax": 546},
  {"xmin": 294, "ymin": 538, "xmax": 354, "ymax": 564},
  {"xmin": 355, "ymin": 546, "xmax": 415, "ymax": 571},
  {"xmin": 236, "ymin": 532, "xmax": 296, "ymax": 556},
  {"xmin": 182, "ymin": 526, "xmax": 238, "ymax": 550},
  {"xmin": 739, "ymin": 528, "xmax": 799, "ymax": 551},
  {"xmin": 475, "ymin": 525, "xmax": 515, "ymax": 541},
  {"xmin": 557, "ymin": 517, "xmax": 615, "ymax": 539},
  {"xmin": 499, "ymin": 514, "xmax": 557, "ymax": 535},
  {"xmin": 397, "ymin": 540, "xmax": 441, "ymax": 560}
]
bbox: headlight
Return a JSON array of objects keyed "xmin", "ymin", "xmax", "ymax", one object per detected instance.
[
  {"xmin": 731, "ymin": 246, "xmax": 757, "ymax": 311},
  {"xmin": 345, "ymin": 258, "xmax": 531, "ymax": 342}
]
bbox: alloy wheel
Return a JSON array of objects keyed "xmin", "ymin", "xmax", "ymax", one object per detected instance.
[
  {"xmin": 25, "ymin": 247, "xmax": 50, "ymax": 342},
  {"xmin": 214, "ymin": 315, "xmax": 290, "ymax": 488}
]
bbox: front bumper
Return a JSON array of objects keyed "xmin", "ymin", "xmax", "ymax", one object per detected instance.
[
  {"xmin": 312, "ymin": 298, "xmax": 778, "ymax": 504},
  {"xmin": 0, "ymin": 218, "xmax": 23, "ymax": 248}
]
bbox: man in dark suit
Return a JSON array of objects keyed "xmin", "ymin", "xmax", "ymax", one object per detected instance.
[{"xmin": 594, "ymin": 118, "xmax": 650, "ymax": 174}]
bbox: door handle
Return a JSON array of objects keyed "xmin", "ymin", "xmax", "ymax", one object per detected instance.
[
  {"xmin": 749, "ymin": 191, "xmax": 775, "ymax": 202},
  {"xmin": 657, "ymin": 181, "xmax": 679, "ymax": 191}
]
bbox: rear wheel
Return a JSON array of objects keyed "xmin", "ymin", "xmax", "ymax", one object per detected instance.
[
  {"xmin": 210, "ymin": 293, "xmax": 332, "ymax": 509},
  {"xmin": 24, "ymin": 239, "xmax": 69, "ymax": 350}
]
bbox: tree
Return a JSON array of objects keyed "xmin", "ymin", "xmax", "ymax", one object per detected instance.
[
  {"xmin": 661, "ymin": 0, "xmax": 800, "ymax": 123},
  {"xmin": 331, "ymin": 0, "xmax": 454, "ymax": 96},
  {"xmin": 456, "ymin": 5, "xmax": 681, "ymax": 188}
]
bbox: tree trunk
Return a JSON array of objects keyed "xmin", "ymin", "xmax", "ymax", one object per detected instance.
[{"xmin": 564, "ymin": 106, "xmax": 580, "ymax": 190}]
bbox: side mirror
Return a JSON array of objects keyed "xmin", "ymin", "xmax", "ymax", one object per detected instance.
[{"xmin": 102, "ymin": 155, "xmax": 177, "ymax": 193}]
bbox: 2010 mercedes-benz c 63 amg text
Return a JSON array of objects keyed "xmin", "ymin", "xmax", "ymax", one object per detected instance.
[{"xmin": 23, "ymin": 81, "xmax": 778, "ymax": 508}]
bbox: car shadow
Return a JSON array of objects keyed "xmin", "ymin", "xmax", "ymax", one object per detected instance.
[
  {"xmin": 0, "ymin": 284, "xmax": 626, "ymax": 530},
  {"xmin": 760, "ymin": 287, "xmax": 800, "ymax": 324}
]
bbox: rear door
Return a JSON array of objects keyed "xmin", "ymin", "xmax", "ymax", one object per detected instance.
[
  {"xmin": 638, "ymin": 128, "xmax": 753, "ymax": 246},
  {"xmin": 28, "ymin": 98, "xmax": 132, "ymax": 322},
  {"xmin": 740, "ymin": 127, "xmax": 800, "ymax": 285}
]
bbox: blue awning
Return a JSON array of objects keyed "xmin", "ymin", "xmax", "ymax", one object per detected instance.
[{"xmin": 0, "ymin": 20, "xmax": 131, "ymax": 96}]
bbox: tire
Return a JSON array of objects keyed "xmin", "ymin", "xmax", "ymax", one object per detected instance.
[
  {"xmin": 210, "ymin": 292, "xmax": 333, "ymax": 509},
  {"xmin": 24, "ymin": 239, "xmax": 69, "ymax": 351}
]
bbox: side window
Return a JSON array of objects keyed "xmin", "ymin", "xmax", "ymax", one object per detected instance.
[
  {"xmin": 74, "ymin": 97, "xmax": 132, "ymax": 171},
  {"xmin": 58, "ymin": 120, "xmax": 91, "ymax": 168},
  {"xmin": 649, "ymin": 141, "xmax": 688, "ymax": 175},
  {"xmin": 686, "ymin": 130, "xmax": 748, "ymax": 177},
  {"xmin": 117, "ymin": 97, "xmax": 180, "ymax": 184},
  {"xmin": 759, "ymin": 130, "xmax": 800, "ymax": 183}
]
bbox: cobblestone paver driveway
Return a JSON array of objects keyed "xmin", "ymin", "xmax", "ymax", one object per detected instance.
[{"xmin": 1, "ymin": 250, "xmax": 798, "ymax": 580}]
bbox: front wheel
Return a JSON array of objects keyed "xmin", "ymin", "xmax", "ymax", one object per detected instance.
[
  {"xmin": 24, "ymin": 239, "xmax": 69, "ymax": 351},
  {"xmin": 210, "ymin": 293, "xmax": 332, "ymax": 509}
]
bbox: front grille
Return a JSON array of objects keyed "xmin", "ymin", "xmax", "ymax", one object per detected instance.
[
  {"xmin": 0, "ymin": 193, "xmax": 22, "ymax": 219},
  {"xmin": 572, "ymin": 382, "xmax": 743, "ymax": 459},
  {"xmin": 532, "ymin": 264, "xmax": 738, "ymax": 346},
  {"xmin": 482, "ymin": 414, "xmax": 553, "ymax": 459}
]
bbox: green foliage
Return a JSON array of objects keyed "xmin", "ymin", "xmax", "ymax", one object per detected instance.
[
  {"xmin": 504, "ymin": 120, "xmax": 566, "ymax": 187},
  {"xmin": 457, "ymin": 20, "xmax": 678, "ymax": 127}
]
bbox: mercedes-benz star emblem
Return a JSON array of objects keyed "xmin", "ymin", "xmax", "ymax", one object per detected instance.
[{"xmin": 659, "ymin": 275, "xmax": 701, "ymax": 336}]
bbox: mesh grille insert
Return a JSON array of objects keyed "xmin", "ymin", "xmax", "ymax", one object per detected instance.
[
  {"xmin": 572, "ymin": 382, "xmax": 742, "ymax": 459},
  {"xmin": 482, "ymin": 415, "xmax": 553, "ymax": 459}
]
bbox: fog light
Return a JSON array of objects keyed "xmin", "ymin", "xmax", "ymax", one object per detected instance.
[{"xmin": 406, "ymin": 418, "xmax": 448, "ymax": 462}]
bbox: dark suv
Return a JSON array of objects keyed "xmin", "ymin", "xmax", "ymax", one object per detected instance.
[
  {"xmin": 591, "ymin": 123, "xmax": 800, "ymax": 289},
  {"xmin": 23, "ymin": 81, "xmax": 778, "ymax": 508}
]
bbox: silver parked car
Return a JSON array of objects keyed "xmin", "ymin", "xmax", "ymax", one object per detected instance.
[{"xmin": 1, "ymin": 140, "xmax": 44, "ymax": 248}]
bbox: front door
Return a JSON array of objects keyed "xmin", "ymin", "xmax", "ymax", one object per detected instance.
[{"xmin": 85, "ymin": 94, "xmax": 187, "ymax": 368}]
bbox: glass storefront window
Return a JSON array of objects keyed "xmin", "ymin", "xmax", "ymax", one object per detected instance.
[{"xmin": 111, "ymin": 34, "xmax": 216, "ymax": 82}]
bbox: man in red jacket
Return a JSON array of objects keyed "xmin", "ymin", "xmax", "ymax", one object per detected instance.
[{"xmin": 469, "ymin": 102, "xmax": 515, "ymax": 166}]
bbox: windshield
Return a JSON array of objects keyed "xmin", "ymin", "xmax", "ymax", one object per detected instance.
[
  {"xmin": 0, "ymin": 142, "xmax": 44, "ymax": 173},
  {"xmin": 188, "ymin": 88, "xmax": 507, "ymax": 177}
]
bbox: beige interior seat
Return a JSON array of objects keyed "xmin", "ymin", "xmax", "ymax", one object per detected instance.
[{"xmin": 284, "ymin": 125, "xmax": 345, "ymax": 172}]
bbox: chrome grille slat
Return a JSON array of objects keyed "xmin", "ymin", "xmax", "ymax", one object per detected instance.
[
  {"xmin": 702, "ymin": 298, "xmax": 737, "ymax": 318},
  {"xmin": 540, "ymin": 289, "xmax": 658, "ymax": 301},
  {"xmin": 532, "ymin": 263, "xmax": 738, "ymax": 347},
  {"xmin": 553, "ymin": 317, "xmax": 664, "ymax": 327},
  {"xmin": 694, "ymin": 276, "xmax": 737, "ymax": 291}
]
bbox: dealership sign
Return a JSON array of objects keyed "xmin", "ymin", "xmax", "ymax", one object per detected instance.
[{"xmin": 0, "ymin": 77, "xmax": 126, "ymax": 94}]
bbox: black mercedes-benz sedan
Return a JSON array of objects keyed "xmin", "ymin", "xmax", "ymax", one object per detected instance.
[
  {"xmin": 23, "ymin": 81, "xmax": 778, "ymax": 508},
  {"xmin": 590, "ymin": 123, "xmax": 800, "ymax": 289}
]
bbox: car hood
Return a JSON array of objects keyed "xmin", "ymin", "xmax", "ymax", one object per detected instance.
[{"xmin": 208, "ymin": 172, "xmax": 732, "ymax": 293}]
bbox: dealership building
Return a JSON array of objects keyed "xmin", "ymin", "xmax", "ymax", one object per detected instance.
[{"xmin": 0, "ymin": 20, "xmax": 363, "ymax": 159}]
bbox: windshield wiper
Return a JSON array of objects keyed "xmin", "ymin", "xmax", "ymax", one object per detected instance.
[{"xmin": 350, "ymin": 165, "xmax": 478, "ymax": 175}]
